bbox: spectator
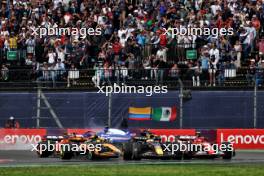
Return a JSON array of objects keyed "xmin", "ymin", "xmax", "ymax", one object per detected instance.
[
  {"xmin": 217, "ymin": 61, "xmax": 226, "ymax": 86},
  {"xmin": 259, "ymin": 38, "xmax": 264, "ymax": 56},
  {"xmin": 155, "ymin": 55, "xmax": 167, "ymax": 85},
  {"xmin": 5, "ymin": 116, "xmax": 20, "ymax": 129},
  {"xmin": 156, "ymin": 46, "xmax": 168, "ymax": 62},
  {"xmin": 55, "ymin": 59, "xmax": 66, "ymax": 80},
  {"xmin": 57, "ymin": 47, "xmax": 65, "ymax": 63},
  {"xmin": 126, "ymin": 53, "xmax": 136, "ymax": 79},
  {"xmin": 192, "ymin": 62, "xmax": 201, "ymax": 87},
  {"xmin": 234, "ymin": 40, "xmax": 242, "ymax": 68},
  {"xmin": 1, "ymin": 64, "xmax": 8, "ymax": 81},
  {"xmin": 92, "ymin": 63, "xmax": 104, "ymax": 87},
  {"xmin": 0, "ymin": 0, "xmax": 262, "ymax": 88},
  {"xmin": 47, "ymin": 48, "xmax": 57, "ymax": 65},
  {"xmin": 9, "ymin": 32, "xmax": 17, "ymax": 50},
  {"xmin": 246, "ymin": 59, "xmax": 256, "ymax": 85},
  {"xmin": 25, "ymin": 35, "xmax": 35, "ymax": 61},
  {"xmin": 103, "ymin": 62, "xmax": 112, "ymax": 86},
  {"xmin": 200, "ymin": 52, "xmax": 210, "ymax": 86},
  {"xmin": 169, "ymin": 63, "xmax": 179, "ymax": 81},
  {"xmin": 119, "ymin": 63, "xmax": 128, "ymax": 84},
  {"xmin": 37, "ymin": 62, "xmax": 51, "ymax": 82},
  {"xmin": 67, "ymin": 64, "xmax": 79, "ymax": 88},
  {"xmin": 142, "ymin": 56, "xmax": 152, "ymax": 79},
  {"xmin": 256, "ymin": 60, "xmax": 264, "ymax": 86},
  {"xmin": 209, "ymin": 55, "xmax": 217, "ymax": 87}
]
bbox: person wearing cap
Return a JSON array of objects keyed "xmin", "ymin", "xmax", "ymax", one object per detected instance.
[{"xmin": 4, "ymin": 116, "xmax": 20, "ymax": 128}]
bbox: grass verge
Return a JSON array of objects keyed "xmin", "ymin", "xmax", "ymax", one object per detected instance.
[{"xmin": 1, "ymin": 164, "xmax": 264, "ymax": 176}]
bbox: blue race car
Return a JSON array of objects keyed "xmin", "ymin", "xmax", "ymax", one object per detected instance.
[{"xmin": 83, "ymin": 128, "xmax": 133, "ymax": 143}]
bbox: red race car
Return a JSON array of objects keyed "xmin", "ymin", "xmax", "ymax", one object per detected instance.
[{"xmin": 174, "ymin": 132, "xmax": 235, "ymax": 160}]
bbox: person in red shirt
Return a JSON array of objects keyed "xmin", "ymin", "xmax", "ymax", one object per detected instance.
[
  {"xmin": 159, "ymin": 29, "xmax": 167, "ymax": 47},
  {"xmin": 0, "ymin": 34, "xmax": 4, "ymax": 62},
  {"xmin": 252, "ymin": 15, "xmax": 261, "ymax": 31},
  {"xmin": 4, "ymin": 116, "xmax": 20, "ymax": 129},
  {"xmin": 112, "ymin": 39, "xmax": 122, "ymax": 55},
  {"xmin": 0, "ymin": 34, "xmax": 4, "ymax": 48}
]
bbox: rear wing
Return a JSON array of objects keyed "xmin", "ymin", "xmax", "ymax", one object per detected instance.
[
  {"xmin": 176, "ymin": 135, "xmax": 197, "ymax": 140},
  {"xmin": 44, "ymin": 136, "xmax": 64, "ymax": 141}
]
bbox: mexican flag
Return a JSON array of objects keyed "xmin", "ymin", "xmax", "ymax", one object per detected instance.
[{"xmin": 152, "ymin": 107, "xmax": 177, "ymax": 121}]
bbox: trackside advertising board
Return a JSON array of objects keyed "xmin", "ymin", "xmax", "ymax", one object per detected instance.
[
  {"xmin": 0, "ymin": 129, "xmax": 47, "ymax": 150},
  {"xmin": 217, "ymin": 129, "xmax": 264, "ymax": 149},
  {"xmin": 150, "ymin": 129, "xmax": 196, "ymax": 142},
  {"xmin": 1, "ymin": 129, "xmax": 264, "ymax": 150}
]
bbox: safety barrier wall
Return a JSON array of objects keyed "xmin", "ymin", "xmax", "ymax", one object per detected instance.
[
  {"xmin": 0, "ymin": 91, "xmax": 263, "ymax": 129},
  {"xmin": 0, "ymin": 128, "xmax": 264, "ymax": 150}
]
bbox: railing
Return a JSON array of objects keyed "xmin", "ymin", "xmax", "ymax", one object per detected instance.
[
  {"xmin": 0, "ymin": 67, "xmax": 263, "ymax": 89},
  {"xmin": 0, "ymin": 43, "xmax": 198, "ymax": 65}
]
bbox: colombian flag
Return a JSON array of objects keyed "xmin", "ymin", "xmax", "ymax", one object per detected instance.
[{"xmin": 128, "ymin": 107, "xmax": 151, "ymax": 120}]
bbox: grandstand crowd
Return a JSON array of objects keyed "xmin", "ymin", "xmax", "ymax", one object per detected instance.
[{"xmin": 0, "ymin": 0, "xmax": 264, "ymax": 87}]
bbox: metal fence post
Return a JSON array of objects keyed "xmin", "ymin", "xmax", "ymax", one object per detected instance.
[
  {"xmin": 254, "ymin": 81, "xmax": 257, "ymax": 128},
  {"xmin": 36, "ymin": 88, "xmax": 41, "ymax": 128},
  {"xmin": 108, "ymin": 93, "xmax": 112, "ymax": 127},
  {"xmin": 178, "ymin": 79, "xmax": 183, "ymax": 129}
]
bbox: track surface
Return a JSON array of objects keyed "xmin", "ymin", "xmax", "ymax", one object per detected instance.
[{"xmin": 0, "ymin": 150, "xmax": 264, "ymax": 167}]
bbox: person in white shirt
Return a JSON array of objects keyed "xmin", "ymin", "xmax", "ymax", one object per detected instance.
[
  {"xmin": 234, "ymin": 40, "xmax": 242, "ymax": 68},
  {"xmin": 25, "ymin": 36, "xmax": 35, "ymax": 56},
  {"xmin": 47, "ymin": 49, "xmax": 57, "ymax": 65},
  {"xmin": 67, "ymin": 64, "xmax": 79, "ymax": 87},
  {"xmin": 208, "ymin": 44, "xmax": 220, "ymax": 86},
  {"xmin": 118, "ymin": 27, "xmax": 128, "ymax": 40},
  {"xmin": 92, "ymin": 63, "xmax": 104, "ymax": 87},
  {"xmin": 209, "ymin": 44, "xmax": 220, "ymax": 63},
  {"xmin": 56, "ymin": 47, "xmax": 65, "ymax": 62},
  {"xmin": 97, "ymin": 12, "xmax": 106, "ymax": 26},
  {"xmin": 53, "ymin": 0, "xmax": 63, "ymax": 10},
  {"xmin": 120, "ymin": 64, "xmax": 128, "ymax": 84},
  {"xmin": 156, "ymin": 46, "xmax": 168, "ymax": 62},
  {"xmin": 211, "ymin": 2, "xmax": 221, "ymax": 16}
]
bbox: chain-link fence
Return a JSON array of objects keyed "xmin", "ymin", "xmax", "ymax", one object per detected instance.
[{"xmin": 0, "ymin": 88, "xmax": 263, "ymax": 129}]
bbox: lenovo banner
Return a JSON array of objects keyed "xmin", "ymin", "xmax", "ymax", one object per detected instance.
[
  {"xmin": 150, "ymin": 129, "xmax": 196, "ymax": 142},
  {"xmin": 2, "ymin": 128, "xmax": 264, "ymax": 150},
  {"xmin": 0, "ymin": 129, "xmax": 47, "ymax": 150},
  {"xmin": 217, "ymin": 129, "xmax": 264, "ymax": 149}
]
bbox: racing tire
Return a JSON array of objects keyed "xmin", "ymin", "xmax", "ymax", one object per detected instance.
[
  {"xmin": 132, "ymin": 142, "xmax": 142, "ymax": 160},
  {"xmin": 37, "ymin": 141, "xmax": 52, "ymax": 158},
  {"xmin": 87, "ymin": 150, "xmax": 95, "ymax": 160},
  {"xmin": 123, "ymin": 142, "xmax": 133, "ymax": 160},
  {"xmin": 183, "ymin": 151, "xmax": 193, "ymax": 160},
  {"xmin": 60, "ymin": 144, "xmax": 73, "ymax": 160},
  {"xmin": 171, "ymin": 142, "xmax": 184, "ymax": 160},
  {"xmin": 221, "ymin": 142, "xmax": 233, "ymax": 160}
]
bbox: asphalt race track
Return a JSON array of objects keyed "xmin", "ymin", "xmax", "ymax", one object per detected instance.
[{"xmin": 0, "ymin": 150, "xmax": 264, "ymax": 167}]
